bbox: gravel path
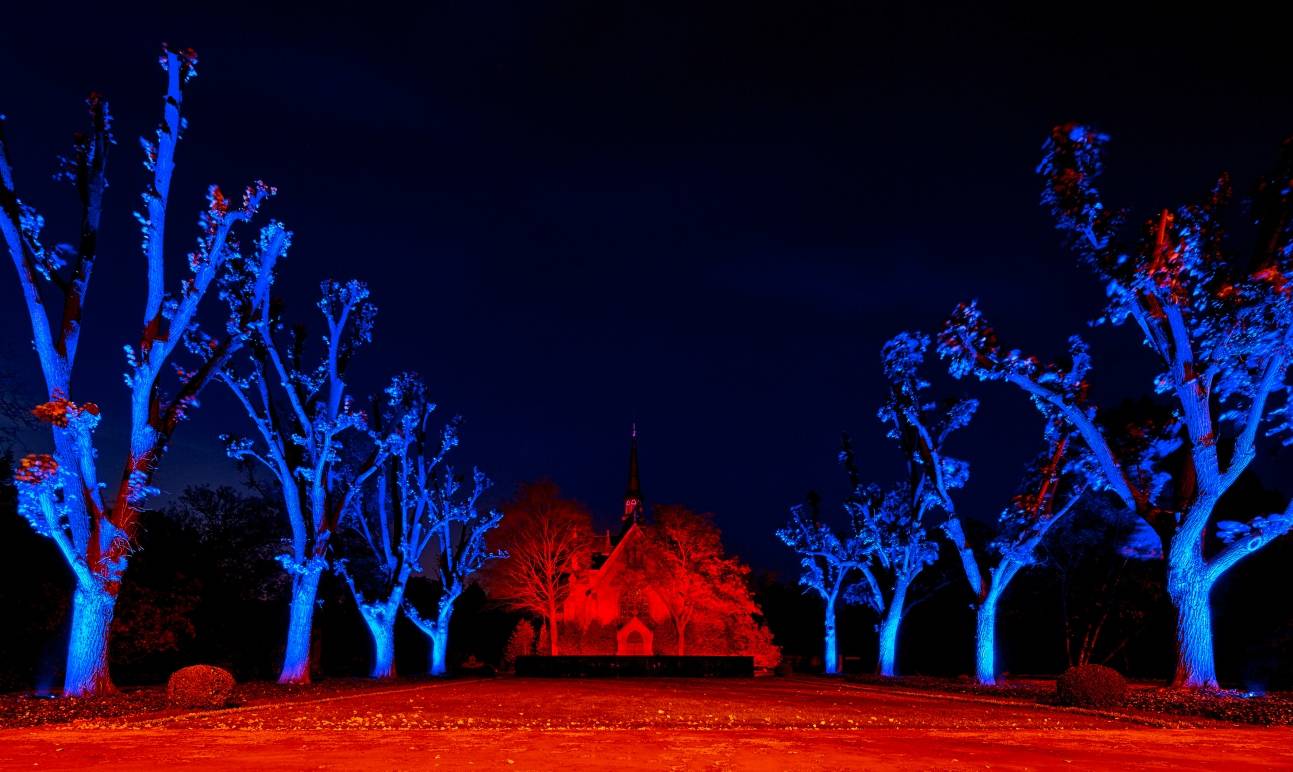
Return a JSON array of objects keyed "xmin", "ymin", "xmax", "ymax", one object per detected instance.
[{"xmin": 2, "ymin": 677, "xmax": 1291, "ymax": 769}]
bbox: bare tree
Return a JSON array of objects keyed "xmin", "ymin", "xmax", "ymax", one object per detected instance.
[
  {"xmin": 777, "ymin": 489, "xmax": 872, "ymax": 675},
  {"xmin": 404, "ymin": 465, "xmax": 503, "ymax": 675},
  {"xmin": 339, "ymin": 373, "xmax": 502, "ymax": 677},
  {"xmin": 942, "ymin": 418, "xmax": 1091, "ymax": 684},
  {"xmin": 649, "ymin": 505, "xmax": 759, "ymax": 656},
  {"xmin": 940, "ymin": 125, "xmax": 1293, "ymax": 687},
  {"xmin": 487, "ymin": 481, "xmax": 590, "ymax": 655},
  {"xmin": 3, "ymin": 48, "xmax": 287, "ymax": 695},
  {"xmin": 859, "ymin": 331, "xmax": 974, "ymax": 677},
  {"xmin": 218, "ymin": 276, "xmax": 382, "ymax": 684}
]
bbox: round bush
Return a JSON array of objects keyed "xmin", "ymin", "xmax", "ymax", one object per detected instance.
[
  {"xmin": 1055, "ymin": 664, "xmax": 1127, "ymax": 708},
  {"xmin": 166, "ymin": 665, "xmax": 236, "ymax": 708}
]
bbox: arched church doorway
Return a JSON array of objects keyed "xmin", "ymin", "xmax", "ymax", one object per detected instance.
[
  {"xmin": 624, "ymin": 631, "xmax": 646, "ymax": 655},
  {"xmin": 616, "ymin": 617, "xmax": 654, "ymax": 656}
]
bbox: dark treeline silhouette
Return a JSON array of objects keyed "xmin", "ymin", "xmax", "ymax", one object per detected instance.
[
  {"xmin": 0, "ymin": 475, "xmax": 514, "ymax": 691},
  {"xmin": 2, "ymin": 463, "xmax": 1291, "ymax": 691}
]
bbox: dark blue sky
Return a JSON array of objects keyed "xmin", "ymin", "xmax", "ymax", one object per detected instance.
[{"xmin": 2, "ymin": 3, "xmax": 1292, "ymax": 576}]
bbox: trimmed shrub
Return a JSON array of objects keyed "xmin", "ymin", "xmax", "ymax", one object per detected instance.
[
  {"xmin": 166, "ymin": 665, "xmax": 235, "ymax": 708},
  {"xmin": 502, "ymin": 620, "xmax": 537, "ymax": 672},
  {"xmin": 1055, "ymin": 664, "xmax": 1127, "ymax": 708},
  {"xmin": 536, "ymin": 622, "xmax": 551, "ymax": 656}
]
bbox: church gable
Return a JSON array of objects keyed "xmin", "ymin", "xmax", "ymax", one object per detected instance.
[
  {"xmin": 590, "ymin": 522, "xmax": 645, "ymax": 592},
  {"xmin": 566, "ymin": 522, "xmax": 668, "ymax": 629}
]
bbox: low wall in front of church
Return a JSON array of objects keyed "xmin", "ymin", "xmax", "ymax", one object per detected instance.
[{"xmin": 515, "ymin": 655, "xmax": 754, "ymax": 677}]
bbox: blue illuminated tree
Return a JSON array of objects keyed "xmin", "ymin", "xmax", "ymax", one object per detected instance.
[
  {"xmin": 939, "ymin": 125, "xmax": 1293, "ymax": 688},
  {"xmin": 404, "ymin": 468, "xmax": 504, "ymax": 675},
  {"xmin": 217, "ymin": 275, "xmax": 382, "ymax": 684},
  {"xmin": 339, "ymin": 373, "xmax": 502, "ymax": 677},
  {"xmin": 842, "ymin": 481, "xmax": 939, "ymax": 678},
  {"xmin": 776, "ymin": 489, "xmax": 872, "ymax": 675},
  {"xmin": 335, "ymin": 374, "xmax": 442, "ymax": 678},
  {"xmin": 854, "ymin": 332, "xmax": 974, "ymax": 677},
  {"xmin": 944, "ymin": 417, "xmax": 1091, "ymax": 685},
  {"xmin": 2, "ymin": 48, "xmax": 288, "ymax": 696}
]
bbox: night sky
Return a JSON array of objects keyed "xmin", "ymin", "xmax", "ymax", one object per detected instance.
[{"xmin": 2, "ymin": 3, "xmax": 1292, "ymax": 577}]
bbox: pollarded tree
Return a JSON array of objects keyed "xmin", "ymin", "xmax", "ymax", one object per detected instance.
[
  {"xmin": 939, "ymin": 125, "xmax": 1293, "ymax": 688},
  {"xmin": 843, "ymin": 482, "xmax": 939, "ymax": 678},
  {"xmin": 487, "ymin": 481, "xmax": 592, "ymax": 655},
  {"xmin": 404, "ymin": 465, "xmax": 504, "ymax": 675},
  {"xmin": 776, "ymin": 489, "xmax": 873, "ymax": 675},
  {"xmin": 2, "ymin": 48, "xmax": 289, "ymax": 696},
  {"xmin": 858, "ymin": 331, "xmax": 975, "ymax": 677},
  {"xmin": 218, "ymin": 275, "xmax": 383, "ymax": 684},
  {"xmin": 943, "ymin": 417, "xmax": 1091, "ymax": 685},
  {"xmin": 336, "ymin": 373, "xmax": 453, "ymax": 678}
]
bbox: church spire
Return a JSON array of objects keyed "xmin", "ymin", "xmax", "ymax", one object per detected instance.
[{"xmin": 623, "ymin": 423, "xmax": 643, "ymax": 523}]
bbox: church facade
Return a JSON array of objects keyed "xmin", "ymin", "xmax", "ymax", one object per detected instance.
[{"xmin": 556, "ymin": 429, "xmax": 780, "ymax": 667}]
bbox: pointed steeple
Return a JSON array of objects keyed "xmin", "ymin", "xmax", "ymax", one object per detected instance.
[{"xmin": 623, "ymin": 423, "xmax": 643, "ymax": 524}]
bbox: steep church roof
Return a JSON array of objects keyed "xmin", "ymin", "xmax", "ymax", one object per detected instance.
[{"xmin": 589, "ymin": 517, "xmax": 644, "ymax": 594}]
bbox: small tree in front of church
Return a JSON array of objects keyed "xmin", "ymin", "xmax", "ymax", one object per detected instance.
[
  {"xmin": 647, "ymin": 505, "xmax": 774, "ymax": 659},
  {"xmin": 487, "ymin": 481, "xmax": 592, "ymax": 655},
  {"xmin": 501, "ymin": 619, "xmax": 536, "ymax": 671}
]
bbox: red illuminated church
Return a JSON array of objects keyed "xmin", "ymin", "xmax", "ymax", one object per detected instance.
[{"xmin": 557, "ymin": 429, "xmax": 780, "ymax": 666}]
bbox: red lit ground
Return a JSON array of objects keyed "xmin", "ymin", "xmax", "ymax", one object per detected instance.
[{"xmin": 2, "ymin": 677, "xmax": 1291, "ymax": 770}]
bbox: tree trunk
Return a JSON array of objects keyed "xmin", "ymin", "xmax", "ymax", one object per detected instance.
[
  {"xmin": 1169, "ymin": 564, "xmax": 1218, "ymax": 689},
  {"xmin": 876, "ymin": 579, "xmax": 909, "ymax": 678},
  {"xmin": 63, "ymin": 579, "xmax": 118, "ymax": 697},
  {"xmin": 974, "ymin": 592, "xmax": 999, "ymax": 686},
  {"xmin": 823, "ymin": 597, "xmax": 839, "ymax": 675},
  {"xmin": 361, "ymin": 609, "xmax": 397, "ymax": 679},
  {"xmin": 1077, "ymin": 630, "xmax": 1094, "ymax": 667},
  {"xmin": 429, "ymin": 603, "xmax": 455, "ymax": 676},
  {"xmin": 279, "ymin": 566, "xmax": 323, "ymax": 684},
  {"xmin": 547, "ymin": 600, "xmax": 560, "ymax": 656}
]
